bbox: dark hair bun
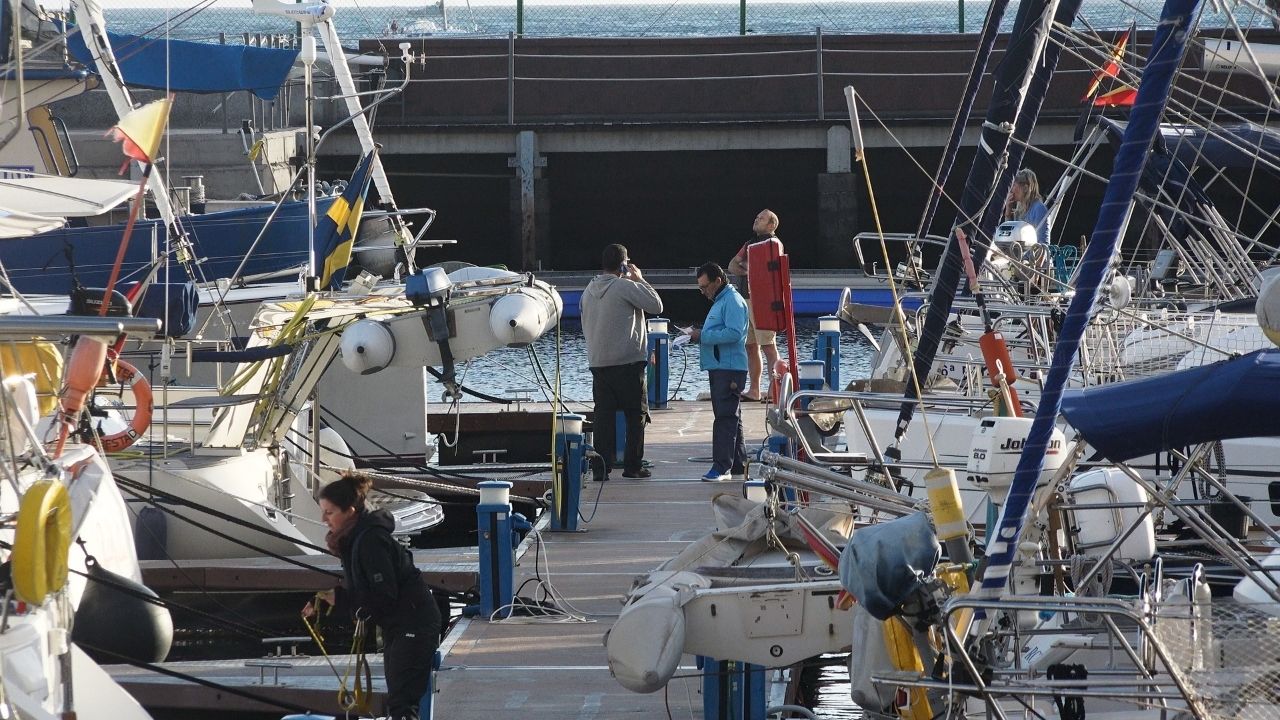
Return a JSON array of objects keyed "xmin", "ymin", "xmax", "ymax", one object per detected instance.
[{"xmin": 349, "ymin": 471, "xmax": 374, "ymax": 496}]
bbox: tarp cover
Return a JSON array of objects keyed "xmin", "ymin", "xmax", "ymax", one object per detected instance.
[
  {"xmin": 1061, "ymin": 349, "xmax": 1280, "ymax": 462},
  {"xmin": 0, "ymin": 207, "xmax": 64, "ymax": 239},
  {"xmin": 0, "ymin": 176, "xmax": 137, "ymax": 218},
  {"xmin": 838, "ymin": 512, "xmax": 940, "ymax": 620},
  {"xmin": 67, "ymin": 27, "xmax": 298, "ymax": 100}
]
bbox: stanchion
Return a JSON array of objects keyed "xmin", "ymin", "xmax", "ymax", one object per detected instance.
[
  {"xmin": 468, "ymin": 481, "xmax": 528, "ymax": 619},
  {"xmin": 814, "ymin": 314, "xmax": 841, "ymax": 391},
  {"xmin": 551, "ymin": 413, "xmax": 586, "ymax": 532},
  {"xmin": 647, "ymin": 317, "xmax": 669, "ymax": 409}
]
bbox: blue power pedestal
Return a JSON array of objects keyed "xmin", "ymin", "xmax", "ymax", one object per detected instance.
[
  {"xmin": 699, "ymin": 656, "xmax": 767, "ymax": 720},
  {"xmin": 469, "ymin": 481, "xmax": 529, "ymax": 619},
  {"xmin": 552, "ymin": 413, "xmax": 586, "ymax": 532},
  {"xmin": 765, "ymin": 433, "xmax": 791, "ymax": 460},
  {"xmin": 647, "ymin": 317, "xmax": 670, "ymax": 409},
  {"xmin": 814, "ymin": 314, "xmax": 841, "ymax": 392}
]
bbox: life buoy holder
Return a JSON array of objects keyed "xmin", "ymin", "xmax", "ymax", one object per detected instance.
[
  {"xmin": 12, "ymin": 479, "xmax": 73, "ymax": 605},
  {"xmin": 92, "ymin": 359, "xmax": 153, "ymax": 453}
]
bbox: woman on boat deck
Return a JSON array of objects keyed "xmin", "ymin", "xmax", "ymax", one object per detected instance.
[
  {"xmin": 1005, "ymin": 168, "xmax": 1051, "ymax": 245},
  {"xmin": 303, "ymin": 472, "xmax": 441, "ymax": 720}
]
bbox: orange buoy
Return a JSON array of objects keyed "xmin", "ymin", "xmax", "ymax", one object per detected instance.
[
  {"xmin": 93, "ymin": 359, "xmax": 153, "ymax": 453},
  {"xmin": 60, "ymin": 338, "xmax": 107, "ymax": 419}
]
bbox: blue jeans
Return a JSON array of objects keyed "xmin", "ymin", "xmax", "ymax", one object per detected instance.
[{"xmin": 708, "ymin": 369, "xmax": 747, "ymax": 474}]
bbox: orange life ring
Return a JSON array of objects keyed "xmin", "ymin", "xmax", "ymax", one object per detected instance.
[{"xmin": 93, "ymin": 359, "xmax": 153, "ymax": 453}]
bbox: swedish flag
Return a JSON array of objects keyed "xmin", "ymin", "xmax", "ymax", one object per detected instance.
[{"xmin": 314, "ymin": 150, "xmax": 376, "ymax": 290}]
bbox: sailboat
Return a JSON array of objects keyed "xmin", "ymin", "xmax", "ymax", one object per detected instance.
[
  {"xmin": 1, "ymin": 312, "xmax": 171, "ymax": 720},
  {"xmin": 608, "ymin": 0, "xmax": 1280, "ymax": 714},
  {"xmin": 7, "ymin": 2, "xmax": 564, "ymax": 562}
]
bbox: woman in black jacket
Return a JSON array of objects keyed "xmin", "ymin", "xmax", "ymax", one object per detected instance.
[{"xmin": 303, "ymin": 472, "xmax": 442, "ymax": 720}]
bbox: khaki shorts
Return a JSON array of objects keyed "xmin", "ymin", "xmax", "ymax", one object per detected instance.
[{"xmin": 746, "ymin": 307, "xmax": 777, "ymax": 346}]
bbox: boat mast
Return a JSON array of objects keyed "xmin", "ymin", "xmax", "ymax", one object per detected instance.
[
  {"xmin": 314, "ymin": 20, "xmax": 415, "ymax": 256},
  {"xmin": 971, "ymin": 0, "xmax": 1086, "ymax": 271},
  {"xmin": 253, "ymin": 0, "xmax": 418, "ymax": 274},
  {"xmin": 889, "ymin": 0, "xmax": 1061, "ymax": 455},
  {"xmin": 975, "ymin": 0, "xmax": 1204, "ymax": 604},
  {"xmin": 71, "ymin": 0, "xmax": 178, "ymax": 228},
  {"xmin": 914, "ymin": 0, "xmax": 1013, "ymax": 245}
]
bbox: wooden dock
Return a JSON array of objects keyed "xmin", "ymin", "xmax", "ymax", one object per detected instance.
[
  {"xmin": 109, "ymin": 399, "xmax": 773, "ymax": 718},
  {"xmin": 139, "ymin": 548, "xmax": 479, "ymax": 596},
  {"xmin": 436, "ymin": 400, "xmax": 770, "ymax": 719}
]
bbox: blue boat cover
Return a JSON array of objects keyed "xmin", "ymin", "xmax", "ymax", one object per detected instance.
[
  {"xmin": 1060, "ymin": 350, "xmax": 1280, "ymax": 462},
  {"xmin": 0, "ymin": 198, "xmax": 335, "ymax": 296},
  {"xmin": 838, "ymin": 512, "xmax": 940, "ymax": 620},
  {"xmin": 67, "ymin": 27, "xmax": 298, "ymax": 101}
]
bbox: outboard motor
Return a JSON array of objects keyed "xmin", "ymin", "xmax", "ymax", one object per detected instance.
[
  {"xmin": 407, "ymin": 267, "xmax": 460, "ymax": 400},
  {"xmin": 965, "ymin": 416, "xmax": 1067, "ymax": 505},
  {"xmin": 72, "ymin": 556, "xmax": 174, "ymax": 664}
]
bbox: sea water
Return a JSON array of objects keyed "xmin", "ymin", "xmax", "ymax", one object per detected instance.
[
  {"xmin": 101, "ymin": 0, "xmax": 1246, "ymax": 44},
  {"xmin": 423, "ymin": 317, "xmax": 878, "ymax": 406}
]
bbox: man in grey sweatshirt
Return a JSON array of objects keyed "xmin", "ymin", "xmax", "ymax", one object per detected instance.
[{"xmin": 581, "ymin": 244, "xmax": 664, "ymax": 479}]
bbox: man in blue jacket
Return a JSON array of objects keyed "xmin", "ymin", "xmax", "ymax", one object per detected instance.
[{"xmin": 689, "ymin": 262, "xmax": 749, "ymax": 481}]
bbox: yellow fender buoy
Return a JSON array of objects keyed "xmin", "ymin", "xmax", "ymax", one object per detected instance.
[
  {"xmin": 883, "ymin": 616, "xmax": 933, "ymax": 720},
  {"xmin": 12, "ymin": 479, "xmax": 72, "ymax": 605}
]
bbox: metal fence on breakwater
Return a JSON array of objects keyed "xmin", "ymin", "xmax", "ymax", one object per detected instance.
[{"xmin": 96, "ymin": 0, "xmax": 1233, "ymax": 45}]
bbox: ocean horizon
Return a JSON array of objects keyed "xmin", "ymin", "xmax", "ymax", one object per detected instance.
[{"xmin": 99, "ymin": 0, "xmax": 1256, "ymax": 43}]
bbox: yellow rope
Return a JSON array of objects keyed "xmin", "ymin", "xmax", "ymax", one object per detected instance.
[
  {"xmin": 848, "ymin": 88, "xmax": 941, "ymax": 469},
  {"xmin": 222, "ymin": 295, "xmax": 317, "ymax": 397},
  {"xmin": 301, "ymin": 593, "xmax": 370, "ymax": 713}
]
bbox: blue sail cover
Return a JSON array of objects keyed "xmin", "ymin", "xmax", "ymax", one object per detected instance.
[
  {"xmin": 67, "ymin": 28, "xmax": 298, "ymax": 100},
  {"xmin": 0, "ymin": 198, "xmax": 336, "ymax": 295},
  {"xmin": 1060, "ymin": 350, "xmax": 1280, "ymax": 462}
]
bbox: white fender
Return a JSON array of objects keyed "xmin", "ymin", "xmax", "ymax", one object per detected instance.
[
  {"xmin": 606, "ymin": 571, "xmax": 710, "ymax": 693},
  {"xmin": 1, "ymin": 376, "xmax": 38, "ymax": 456},
  {"xmin": 339, "ymin": 319, "xmax": 397, "ymax": 374},
  {"xmin": 490, "ymin": 289, "xmax": 556, "ymax": 347}
]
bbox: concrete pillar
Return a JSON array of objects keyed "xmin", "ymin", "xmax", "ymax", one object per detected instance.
[
  {"xmin": 819, "ymin": 125, "xmax": 857, "ymax": 264},
  {"xmin": 826, "ymin": 125, "xmax": 852, "ymax": 174},
  {"xmin": 508, "ymin": 130, "xmax": 548, "ymax": 270}
]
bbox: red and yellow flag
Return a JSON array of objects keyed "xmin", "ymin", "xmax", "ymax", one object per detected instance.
[
  {"xmin": 107, "ymin": 95, "xmax": 173, "ymax": 172},
  {"xmin": 1082, "ymin": 27, "xmax": 1133, "ymax": 102},
  {"xmin": 1093, "ymin": 85, "xmax": 1138, "ymax": 107}
]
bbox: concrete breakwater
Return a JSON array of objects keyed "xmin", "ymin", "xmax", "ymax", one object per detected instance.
[{"xmin": 50, "ymin": 30, "xmax": 1280, "ymax": 273}]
